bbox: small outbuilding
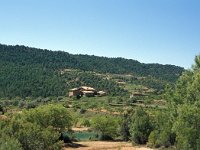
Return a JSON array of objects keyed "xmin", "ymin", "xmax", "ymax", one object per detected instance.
[
  {"xmin": 97, "ymin": 91, "xmax": 107, "ymax": 96},
  {"xmin": 69, "ymin": 88, "xmax": 81, "ymax": 97}
]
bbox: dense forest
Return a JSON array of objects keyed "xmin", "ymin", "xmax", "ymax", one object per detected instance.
[{"xmin": 0, "ymin": 44, "xmax": 184, "ymax": 98}]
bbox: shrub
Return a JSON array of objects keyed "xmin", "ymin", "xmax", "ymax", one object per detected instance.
[
  {"xmin": 91, "ymin": 115, "xmax": 120, "ymax": 140},
  {"xmin": 129, "ymin": 107, "xmax": 152, "ymax": 144},
  {"xmin": 0, "ymin": 135, "xmax": 22, "ymax": 150}
]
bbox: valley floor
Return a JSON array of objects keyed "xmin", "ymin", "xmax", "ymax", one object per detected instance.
[{"xmin": 65, "ymin": 141, "xmax": 154, "ymax": 150}]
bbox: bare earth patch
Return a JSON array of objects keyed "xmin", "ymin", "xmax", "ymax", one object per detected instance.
[
  {"xmin": 0, "ymin": 115, "xmax": 7, "ymax": 120},
  {"xmin": 72, "ymin": 127, "xmax": 90, "ymax": 131},
  {"xmin": 87, "ymin": 108, "xmax": 120, "ymax": 115},
  {"xmin": 65, "ymin": 141, "xmax": 154, "ymax": 150}
]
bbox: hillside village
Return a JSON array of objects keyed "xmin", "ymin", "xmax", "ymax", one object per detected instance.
[{"xmin": 69, "ymin": 86, "xmax": 106, "ymax": 98}]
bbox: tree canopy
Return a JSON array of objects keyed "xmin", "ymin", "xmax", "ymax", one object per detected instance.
[
  {"xmin": 147, "ymin": 55, "xmax": 200, "ymax": 149},
  {"xmin": 0, "ymin": 104, "xmax": 73, "ymax": 150}
]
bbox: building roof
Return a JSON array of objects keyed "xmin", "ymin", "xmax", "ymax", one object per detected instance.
[{"xmin": 80, "ymin": 86, "xmax": 95, "ymax": 91}]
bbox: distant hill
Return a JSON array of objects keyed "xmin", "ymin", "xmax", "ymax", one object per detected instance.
[{"xmin": 0, "ymin": 44, "xmax": 184, "ymax": 98}]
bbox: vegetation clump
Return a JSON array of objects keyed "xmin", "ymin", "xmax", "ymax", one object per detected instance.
[{"xmin": 0, "ymin": 104, "xmax": 73, "ymax": 150}]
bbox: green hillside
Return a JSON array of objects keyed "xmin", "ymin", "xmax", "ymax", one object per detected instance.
[{"xmin": 0, "ymin": 44, "xmax": 184, "ymax": 98}]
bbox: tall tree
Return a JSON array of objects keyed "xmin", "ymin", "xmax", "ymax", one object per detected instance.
[
  {"xmin": 129, "ymin": 107, "xmax": 152, "ymax": 144},
  {"xmin": 163, "ymin": 55, "xmax": 200, "ymax": 150}
]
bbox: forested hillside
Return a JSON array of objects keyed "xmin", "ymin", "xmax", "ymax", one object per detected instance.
[
  {"xmin": 2, "ymin": 44, "xmax": 199, "ymax": 150},
  {"xmin": 0, "ymin": 44, "xmax": 184, "ymax": 80},
  {"xmin": 0, "ymin": 44, "xmax": 184, "ymax": 98}
]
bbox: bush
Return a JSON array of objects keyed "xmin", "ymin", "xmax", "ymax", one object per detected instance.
[
  {"xmin": 120, "ymin": 115, "xmax": 130, "ymax": 141},
  {"xmin": 91, "ymin": 115, "xmax": 120, "ymax": 140},
  {"xmin": 147, "ymin": 111, "xmax": 175, "ymax": 148},
  {"xmin": 129, "ymin": 107, "xmax": 152, "ymax": 144},
  {"xmin": 0, "ymin": 104, "xmax": 73, "ymax": 149},
  {"xmin": 80, "ymin": 118, "xmax": 91, "ymax": 127},
  {"xmin": 23, "ymin": 104, "xmax": 73, "ymax": 132},
  {"xmin": 57, "ymin": 96, "xmax": 63, "ymax": 101},
  {"xmin": 26, "ymin": 101, "xmax": 37, "ymax": 109},
  {"xmin": 18, "ymin": 100, "xmax": 26, "ymax": 109},
  {"xmin": 0, "ymin": 135, "xmax": 22, "ymax": 150}
]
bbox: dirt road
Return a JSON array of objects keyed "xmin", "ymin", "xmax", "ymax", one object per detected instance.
[{"xmin": 65, "ymin": 141, "xmax": 154, "ymax": 150}]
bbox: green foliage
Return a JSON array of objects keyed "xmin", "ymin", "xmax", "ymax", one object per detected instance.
[
  {"xmin": 0, "ymin": 104, "xmax": 73, "ymax": 150},
  {"xmin": 148, "ymin": 111, "xmax": 175, "ymax": 148},
  {"xmin": 129, "ymin": 107, "xmax": 152, "ymax": 144},
  {"xmin": 172, "ymin": 104, "xmax": 200, "ymax": 150},
  {"xmin": 72, "ymin": 131, "xmax": 98, "ymax": 141},
  {"xmin": 128, "ymin": 76, "xmax": 169, "ymax": 91},
  {"xmin": 91, "ymin": 115, "xmax": 120, "ymax": 140},
  {"xmin": 13, "ymin": 121, "xmax": 61, "ymax": 150},
  {"xmin": 79, "ymin": 118, "xmax": 91, "ymax": 127},
  {"xmin": 26, "ymin": 101, "xmax": 37, "ymax": 109},
  {"xmin": 0, "ymin": 119, "xmax": 61, "ymax": 150},
  {"xmin": 120, "ymin": 113, "xmax": 131, "ymax": 141},
  {"xmin": 62, "ymin": 71, "xmax": 127, "ymax": 96},
  {"xmin": 18, "ymin": 100, "xmax": 26, "ymax": 109},
  {"xmin": 192, "ymin": 55, "xmax": 200, "ymax": 70},
  {"xmin": 162, "ymin": 55, "xmax": 200, "ymax": 150},
  {"xmin": 0, "ymin": 44, "xmax": 183, "ymax": 98},
  {"xmin": 0, "ymin": 135, "xmax": 22, "ymax": 150},
  {"xmin": 73, "ymin": 54, "xmax": 183, "ymax": 83},
  {"xmin": 23, "ymin": 104, "xmax": 73, "ymax": 132},
  {"xmin": 0, "ymin": 64, "xmax": 66, "ymax": 98}
]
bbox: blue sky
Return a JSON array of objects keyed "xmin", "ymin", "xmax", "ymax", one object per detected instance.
[{"xmin": 0, "ymin": 0, "xmax": 200, "ymax": 68}]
